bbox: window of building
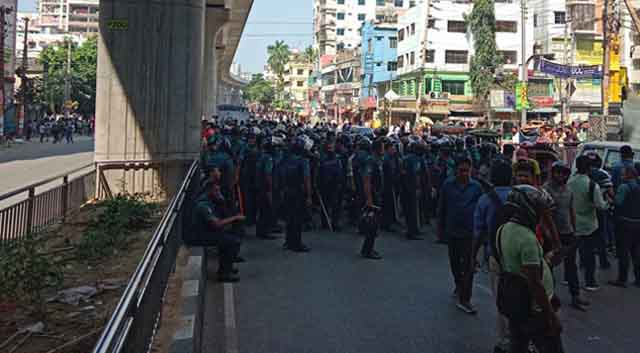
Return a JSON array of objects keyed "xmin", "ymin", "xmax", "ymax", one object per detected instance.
[
  {"xmin": 425, "ymin": 49, "xmax": 435, "ymax": 63},
  {"xmin": 338, "ymin": 0, "xmax": 345, "ymax": 4},
  {"xmin": 297, "ymin": 69, "xmax": 304, "ymax": 75},
  {"xmin": 571, "ymin": 4, "xmax": 595, "ymax": 30},
  {"xmin": 389, "ymin": 37, "xmax": 397, "ymax": 48},
  {"xmin": 358, "ymin": 13, "xmax": 366, "ymax": 21},
  {"xmin": 447, "ymin": 20, "xmax": 466, "ymax": 33},
  {"xmin": 428, "ymin": 19, "xmax": 436, "ymax": 28},
  {"xmin": 337, "ymin": 12, "xmax": 345, "ymax": 20},
  {"xmin": 376, "ymin": 0, "xmax": 385, "ymax": 5},
  {"xmin": 359, "ymin": 0, "xmax": 366, "ymax": 5},
  {"xmin": 498, "ymin": 50, "xmax": 517, "ymax": 64},
  {"xmin": 441, "ymin": 80, "xmax": 466, "ymax": 95},
  {"xmin": 395, "ymin": 0, "xmax": 404, "ymax": 7},
  {"xmin": 411, "ymin": 23, "xmax": 416, "ymax": 35},
  {"xmin": 368, "ymin": 38, "xmax": 373, "ymax": 53},
  {"xmin": 388, "ymin": 61, "xmax": 398, "ymax": 71},
  {"xmin": 337, "ymin": 42, "xmax": 345, "ymax": 50},
  {"xmin": 337, "ymin": 28, "xmax": 345, "ymax": 35},
  {"xmin": 376, "ymin": 14, "xmax": 385, "ymax": 21},
  {"xmin": 297, "ymin": 81, "xmax": 304, "ymax": 87},
  {"xmin": 397, "ymin": 55, "xmax": 404, "ymax": 68},
  {"xmin": 633, "ymin": 59, "xmax": 640, "ymax": 70},
  {"xmin": 410, "ymin": 51, "xmax": 415, "ymax": 65},
  {"xmin": 398, "ymin": 28, "xmax": 405, "ymax": 41},
  {"xmin": 445, "ymin": 50, "xmax": 468, "ymax": 64},
  {"xmin": 533, "ymin": 14, "xmax": 538, "ymax": 27},
  {"xmin": 496, "ymin": 20, "xmax": 517, "ymax": 32},
  {"xmin": 554, "ymin": 11, "xmax": 566, "ymax": 24},
  {"xmin": 376, "ymin": 36, "xmax": 383, "ymax": 41}
]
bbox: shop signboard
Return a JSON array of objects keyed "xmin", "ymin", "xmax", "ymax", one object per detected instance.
[{"xmin": 539, "ymin": 59, "xmax": 602, "ymax": 79}]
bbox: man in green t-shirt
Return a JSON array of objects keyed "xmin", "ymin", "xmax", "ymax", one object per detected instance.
[{"xmin": 497, "ymin": 185, "xmax": 564, "ymax": 353}]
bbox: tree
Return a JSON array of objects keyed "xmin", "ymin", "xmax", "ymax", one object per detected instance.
[
  {"xmin": 302, "ymin": 46, "xmax": 318, "ymax": 65},
  {"xmin": 267, "ymin": 40, "xmax": 290, "ymax": 98},
  {"xmin": 38, "ymin": 36, "xmax": 97, "ymax": 116},
  {"xmin": 243, "ymin": 73, "xmax": 275, "ymax": 106},
  {"xmin": 466, "ymin": 0, "xmax": 503, "ymax": 105}
]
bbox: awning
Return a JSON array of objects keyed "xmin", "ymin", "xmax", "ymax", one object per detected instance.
[{"xmin": 529, "ymin": 108, "xmax": 560, "ymax": 114}]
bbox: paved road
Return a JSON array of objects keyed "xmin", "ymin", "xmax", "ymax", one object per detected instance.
[
  {"xmin": 0, "ymin": 137, "xmax": 94, "ymax": 206},
  {"xmin": 203, "ymin": 225, "xmax": 639, "ymax": 353}
]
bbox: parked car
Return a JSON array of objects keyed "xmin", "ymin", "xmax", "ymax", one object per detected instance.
[{"xmin": 572, "ymin": 141, "xmax": 640, "ymax": 172}]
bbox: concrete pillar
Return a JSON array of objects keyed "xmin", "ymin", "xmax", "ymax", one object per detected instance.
[
  {"xmin": 203, "ymin": 8, "xmax": 229, "ymax": 119},
  {"xmin": 95, "ymin": 0, "xmax": 205, "ymax": 196}
]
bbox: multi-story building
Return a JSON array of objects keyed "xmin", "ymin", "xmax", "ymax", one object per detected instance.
[
  {"xmin": 392, "ymin": 0, "xmax": 535, "ymax": 123},
  {"xmin": 313, "ymin": 0, "xmax": 411, "ymax": 59},
  {"xmin": 38, "ymin": 0, "xmax": 98, "ymax": 35},
  {"xmin": 318, "ymin": 48, "xmax": 362, "ymax": 122},
  {"xmin": 360, "ymin": 20, "xmax": 398, "ymax": 120},
  {"xmin": 533, "ymin": 0, "xmax": 625, "ymax": 121},
  {"xmin": 283, "ymin": 50, "xmax": 314, "ymax": 112}
]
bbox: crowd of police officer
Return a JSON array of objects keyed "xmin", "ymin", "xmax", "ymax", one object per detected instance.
[{"xmin": 192, "ymin": 118, "xmax": 503, "ymax": 282}]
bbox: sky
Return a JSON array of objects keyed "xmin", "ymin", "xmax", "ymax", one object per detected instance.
[
  {"xmin": 234, "ymin": 0, "xmax": 313, "ymax": 74},
  {"xmin": 17, "ymin": 0, "xmax": 312, "ymax": 74}
]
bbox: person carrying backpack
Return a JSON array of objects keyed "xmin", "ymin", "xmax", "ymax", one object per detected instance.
[
  {"xmin": 609, "ymin": 165, "xmax": 640, "ymax": 288},
  {"xmin": 472, "ymin": 157, "xmax": 513, "ymax": 353},
  {"xmin": 544, "ymin": 161, "xmax": 590, "ymax": 311},
  {"xmin": 495, "ymin": 185, "xmax": 563, "ymax": 353}
]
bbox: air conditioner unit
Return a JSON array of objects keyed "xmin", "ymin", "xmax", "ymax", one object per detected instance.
[
  {"xmin": 440, "ymin": 92, "xmax": 450, "ymax": 99},
  {"xmin": 429, "ymin": 91, "xmax": 440, "ymax": 99}
]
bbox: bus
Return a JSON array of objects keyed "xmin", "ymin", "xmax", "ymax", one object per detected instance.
[{"xmin": 217, "ymin": 104, "xmax": 250, "ymax": 125}]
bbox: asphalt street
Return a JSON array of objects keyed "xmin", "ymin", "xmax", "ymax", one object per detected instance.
[
  {"xmin": 0, "ymin": 136, "xmax": 94, "ymax": 207},
  {"xmin": 203, "ymin": 225, "xmax": 640, "ymax": 353}
]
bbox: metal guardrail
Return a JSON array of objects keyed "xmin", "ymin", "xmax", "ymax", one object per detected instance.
[
  {"xmin": 0, "ymin": 163, "xmax": 96, "ymax": 244},
  {"xmin": 92, "ymin": 160, "xmax": 200, "ymax": 353}
]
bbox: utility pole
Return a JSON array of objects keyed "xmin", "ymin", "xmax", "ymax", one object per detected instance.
[
  {"xmin": 64, "ymin": 38, "xmax": 71, "ymax": 119},
  {"xmin": 415, "ymin": 0, "xmax": 430, "ymax": 128},
  {"xmin": 562, "ymin": 17, "xmax": 569, "ymax": 123},
  {"xmin": 602, "ymin": 0, "xmax": 611, "ymax": 116},
  {"xmin": 0, "ymin": 6, "xmax": 11, "ymax": 142},
  {"xmin": 17, "ymin": 16, "xmax": 29, "ymax": 137},
  {"xmin": 520, "ymin": 0, "xmax": 528, "ymax": 127}
]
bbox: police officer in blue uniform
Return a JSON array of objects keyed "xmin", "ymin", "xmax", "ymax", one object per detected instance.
[
  {"xmin": 255, "ymin": 136, "xmax": 279, "ymax": 240},
  {"xmin": 239, "ymin": 128, "xmax": 260, "ymax": 225},
  {"xmin": 282, "ymin": 136, "xmax": 313, "ymax": 252},
  {"xmin": 190, "ymin": 170, "xmax": 245, "ymax": 282},
  {"xmin": 381, "ymin": 139, "xmax": 400, "ymax": 232},
  {"xmin": 358, "ymin": 137, "xmax": 385, "ymax": 259},
  {"xmin": 401, "ymin": 140, "xmax": 425, "ymax": 240},
  {"xmin": 318, "ymin": 138, "xmax": 345, "ymax": 231}
]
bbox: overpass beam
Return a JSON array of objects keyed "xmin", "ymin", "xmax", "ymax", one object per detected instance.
[{"xmin": 95, "ymin": 0, "xmax": 206, "ymax": 195}]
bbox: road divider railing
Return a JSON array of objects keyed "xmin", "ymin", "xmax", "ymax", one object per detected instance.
[
  {"xmin": 91, "ymin": 160, "xmax": 200, "ymax": 353},
  {"xmin": 0, "ymin": 163, "xmax": 96, "ymax": 245}
]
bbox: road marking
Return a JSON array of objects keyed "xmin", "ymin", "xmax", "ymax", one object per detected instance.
[
  {"xmin": 173, "ymin": 315, "xmax": 195, "ymax": 340},
  {"xmin": 224, "ymin": 283, "xmax": 239, "ymax": 353}
]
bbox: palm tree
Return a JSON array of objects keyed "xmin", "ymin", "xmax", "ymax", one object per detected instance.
[
  {"xmin": 303, "ymin": 46, "xmax": 318, "ymax": 65},
  {"xmin": 267, "ymin": 40, "xmax": 290, "ymax": 98}
]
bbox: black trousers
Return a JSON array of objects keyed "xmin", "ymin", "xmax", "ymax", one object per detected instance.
[
  {"xmin": 578, "ymin": 231, "xmax": 599, "ymax": 286},
  {"xmin": 381, "ymin": 186, "xmax": 396, "ymax": 227},
  {"xmin": 403, "ymin": 186, "xmax": 419, "ymax": 236},
  {"xmin": 285, "ymin": 194, "xmax": 305, "ymax": 248},
  {"xmin": 447, "ymin": 237, "xmax": 474, "ymax": 303},
  {"xmin": 320, "ymin": 184, "xmax": 342, "ymax": 229},
  {"xmin": 615, "ymin": 220, "xmax": 640, "ymax": 283},
  {"xmin": 509, "ymin": 311, "xmax": 565, "ymax": 353},
  {"xmin": 256, "ymin": 193, "xmax": 273, "ymax": 238},
  {"xmin": 242, "ymin": 184, "xmax": 257, "ymax": 225},
  {"xmin": 190, "ymin": 233, "xmax": 241, "ymax": 274},
  {"xmin": 560, "ymin": 234, "xmax": 581, "ymax": 297}
]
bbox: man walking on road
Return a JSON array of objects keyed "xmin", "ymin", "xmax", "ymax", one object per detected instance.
[
  {"xmin": 438, "ymin": 155, "xmax": 483, "ymax": 314},
  {"xmin": 568, "ymin": 155, "xmax": 609, "ymax": 292}
]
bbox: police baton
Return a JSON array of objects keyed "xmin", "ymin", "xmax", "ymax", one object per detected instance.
[{"xmin": 315, "ymin": 189, "xmax": 333, "ymax": 232}]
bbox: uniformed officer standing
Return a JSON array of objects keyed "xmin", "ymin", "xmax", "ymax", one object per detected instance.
[
  {"xmin": 239, "ymin": 128, "xmax": 260, "ymax": 225},
  {"xmin": 381, "ymin": 140, "xmax": 400, "ymax": 232},
  {"xmin": 401, "ymin": 141, "xmax": 425, "ymax": 240},
  {"xmin": 318, "ymin": 138, "xmax": 345, "ymax": 231},
  {"xmin": 358, "ymin": 138, "xmax": 385, "ymax": 259},
  {"xmin": 255, "ymin": 136, "xmax": 279, "ymax": 240},
  {"xmin": 282, "ymin": 137, "xmax": 313, "ymax": 252},
  {"xmin": 191, "ymin": 171, "xmax": 245, "ymax": 283}
]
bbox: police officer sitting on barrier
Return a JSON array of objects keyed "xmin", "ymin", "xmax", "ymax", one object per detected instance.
[{"xmin": 191, "ymin": 168, "xmax": 245, "ymax": 283}]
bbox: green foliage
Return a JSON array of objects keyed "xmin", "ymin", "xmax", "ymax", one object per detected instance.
[
  {"xmin": 303, "ymin": 46, "xmax": 318, "ymax": 65},
  {"xmin": 38, "ymin": 36, "xmax": 97, "ymax": 116},
  {"xmin": 466, "ymin": 0, "xmax": 503, "ymax": 102},
  {"xmin": 267, "ymin": 40, "xmax": 290, "ymax": 98},
  {"xmin": 77, "ymin": 193, "xmax": 157, "ymax": 261},
  {"xmin": 0, "ymin": 235, "xmax": 64, "ymax": 313},
  {"xmin": 243, "ymin": 73, "xmax": 275, "ymax": 106}
]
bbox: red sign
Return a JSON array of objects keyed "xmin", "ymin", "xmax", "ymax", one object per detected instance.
[{"xmin": 530, "ymin": 96, "xmax": 554, "ymax": 108}]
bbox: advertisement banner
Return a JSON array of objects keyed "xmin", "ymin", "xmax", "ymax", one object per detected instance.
[
  {"xmin": 575, "ymin": 39, "xmax": 603, "ymax": 65},
  {"xmin": 490, "ymin": 90, "xmax": 505, "ymax": 108},
  {"xmin": 539, "ymin": 59, "xmax": 602, "ymax": 79}
]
